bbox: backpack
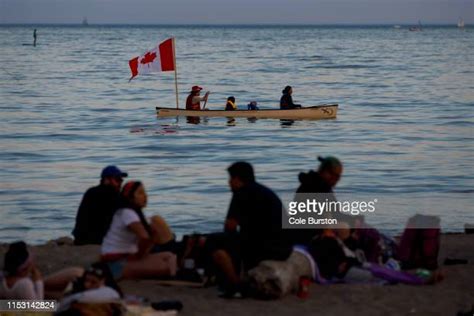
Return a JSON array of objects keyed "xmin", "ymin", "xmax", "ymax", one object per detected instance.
[{"xmin": 397, "ymin": 215, "xmax": 440, "ymax": 270}]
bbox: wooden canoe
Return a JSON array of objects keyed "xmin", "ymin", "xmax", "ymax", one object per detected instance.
[{"xmin": 156, "ymin": 104, "xmax": 338, "ymax": 120}]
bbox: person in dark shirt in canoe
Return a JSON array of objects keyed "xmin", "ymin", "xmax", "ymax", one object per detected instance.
[
  {"xmin": 280, "ymin": 85, "xmax": 302, "ymax": 109},
  {"xmin": 72, "ymin": 165, "xmax": 128, "ymax": 245},
  {"xmin": 225, "ymin": 96, "xmax": 237, "ymax": 111},
  {"xmin": 247, "ymin": 101, "xmax": 259, "ymax": 110},
  {"xmin": 211, "ymin": 162, "xmax": 292, "ymax": 296}
]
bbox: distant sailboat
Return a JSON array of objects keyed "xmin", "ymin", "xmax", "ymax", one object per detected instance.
[
  {"xmin": 458, "ymin": 17, "xmax": 465, "ymax": 29},
  {"xmin": 409, "ymin": 20, "xmax": 422, "ymax": 32},
  {"xmin": 393, "ymin": 25, "xmax": 401, "ymax": 29},
  {"xmin": 82, "ymin": 17, "xmax": 89, "ymax": 26}
]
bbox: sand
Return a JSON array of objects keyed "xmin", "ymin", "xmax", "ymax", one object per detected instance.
[{"xmin": 1, "ymin": 234, "xmax": 473, "ymax": 316}]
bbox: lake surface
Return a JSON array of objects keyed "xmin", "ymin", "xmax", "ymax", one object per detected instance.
[{"xmin": 0, "ymin": 25, "xmax": 473, "ymax": 244}]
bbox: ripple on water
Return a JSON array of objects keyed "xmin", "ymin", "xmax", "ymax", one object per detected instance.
[{"xmin": 0, "ymin": 25, "xmax": 473, "ymax": 243}]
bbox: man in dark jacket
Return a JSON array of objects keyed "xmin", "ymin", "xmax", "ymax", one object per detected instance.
[
  {"xmin": 72, "ymin": 165, "xmax": 128, "ymax": 245},
  {"xmin": 296, "ymin": 156, "xmax": 342, "ymax": 195},
  {"xmin": 288, "ymin": 156, "xmax": 343, "ymax": 246},
  {"xmin": 212, "ymin": 162, "xmax": 292, "ymax": 295}
]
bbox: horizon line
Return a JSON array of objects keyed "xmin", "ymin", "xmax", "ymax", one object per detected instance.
[{"xmin": 0, "ymin": 22, "xmax": 468, "ymax": 26}]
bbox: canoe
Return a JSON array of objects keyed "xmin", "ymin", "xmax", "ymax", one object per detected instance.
[{"xmin": 156, "ymin": 104, "xmax": 338, "ymax": 120}]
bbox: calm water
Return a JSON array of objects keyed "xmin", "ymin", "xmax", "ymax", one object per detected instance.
[{"xmin": 0, "ymin": 25, "xmax": 473, "ymax": 244}]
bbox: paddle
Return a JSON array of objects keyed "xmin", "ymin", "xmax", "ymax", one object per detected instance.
[{"xmin": 202, "ymin": 91, "xmax": 210, "ymax": 109}]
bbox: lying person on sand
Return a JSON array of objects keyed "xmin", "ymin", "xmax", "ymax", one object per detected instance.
[
  {"xmin": 101, "ymin": 181, "xmax": 177, "ymax": 280},
  {"xmin": 0, "ymin": 241, "xmax": 83, "ymax": 300},
  {"xmin": 57, "ymin": 262, "xmax": 122, "ymax": 313},
  {"xmin": 308, "ymin": 224, "xmax": 444, "ymax": 285}
]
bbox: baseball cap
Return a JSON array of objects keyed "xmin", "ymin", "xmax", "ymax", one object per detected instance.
[
  {"xmin": 101, "ymin": 165, "xmax": 128, "ymax": 178},
  {"xmin": 191, "ymin": 86, "xmax": 203, "ymax": 92},
  {"xmin": 317, "ymin": 156, "xmax": 342, "ymax": 170}
]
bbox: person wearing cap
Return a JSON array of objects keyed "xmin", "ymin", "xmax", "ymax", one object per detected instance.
[
  {"xmin": 72, "ymin": 165, "xmax": 128, "ymax": 246},
  {"xmin": 297, "ymin": 156, "xmax": 342, "ymax": 194},
  {"xmin": 186, "ymin": 85, "xmax": 210, "ymax": 110},
  {"xmin": 287, "ymin": 156, "xmax": 343, "ymax": 246},
  {"xmin": 280, "ymin": 85, "xmax": 302, "ymax": 109}
]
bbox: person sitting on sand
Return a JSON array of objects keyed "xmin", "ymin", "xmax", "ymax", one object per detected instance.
[
  {"xmin": 0, "ymin": 241, "xmax": 83, "ymax": 300},
  {"xmin": 247, "ymin": 101, "xmax": 259, "ymax": 110},
  {"xmin": 212, "ymin": 162, "xmax": 292, "ymax": 296},
  {"xmin": 186, "ymin": 86, "xmax": 210, "ymax": 110},
  {"xmin": 287, "ymin": 156, "xmax": 343, "ymax": 246},
  {"xmin": 101, "ymin": 181, "xmax": 177, "ymax": 280},
  {"xmin": 58, "ymin": 262, "xmax": 122, "ymax": 312},
  {"xmin": 297, "ymin": 156, "xmax": 342, "ymax": 195},
  {"xmin": 280, "ymin": 85, "xmax": 302, "ymax": 109},
  {"xmin": 73, "ymin": 165, "xmax": 128, "ymax": 246},
  {"xmin": 225, "ymin": 96, "xmax": 237, "ymax": 111}
]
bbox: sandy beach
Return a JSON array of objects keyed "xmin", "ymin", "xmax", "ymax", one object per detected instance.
[{"xmin": 1, "ymin": 234, "xmax": 473, "ymax": 316}]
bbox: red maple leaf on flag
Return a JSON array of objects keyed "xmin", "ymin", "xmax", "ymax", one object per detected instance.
[{"xmin": 140, "ymin": 52, "xmax": 157, "ymax": 65}]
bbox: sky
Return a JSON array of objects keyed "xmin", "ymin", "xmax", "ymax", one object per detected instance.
[{"xmin": 1, "ymin": 0, "xmax": 473, "ymax": 24}]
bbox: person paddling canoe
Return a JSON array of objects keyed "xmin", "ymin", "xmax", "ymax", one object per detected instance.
[{"xmin": 186, "ymin": 86, "xmax": 210, "ymax": 110}]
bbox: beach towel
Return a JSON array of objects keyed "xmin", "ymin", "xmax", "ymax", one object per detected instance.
[{"xmin": 363, "ymin": 263, "xmax": 425, "ymax": 285}]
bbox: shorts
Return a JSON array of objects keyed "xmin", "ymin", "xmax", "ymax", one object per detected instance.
[
  {"xmin": 101, "ymin": 253, "xmax": 130, "ymax": 280},
  {"xmin": 106, "ymin": 259, "xmax": 127, "ymax": 280}
]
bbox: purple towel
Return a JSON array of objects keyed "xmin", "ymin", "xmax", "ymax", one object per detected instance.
[{"xmin": 365, "ymin": 263, "xmax": 425, "ymax": 285}]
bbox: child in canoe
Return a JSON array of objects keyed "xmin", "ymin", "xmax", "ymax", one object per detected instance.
[{"xmin": 225, "ymin": 96, "xmax": 237, "ymax": 111}]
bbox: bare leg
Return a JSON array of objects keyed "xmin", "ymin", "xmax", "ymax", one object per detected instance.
[
  {"xmin": 123, "ymin": 252, "xmax": 177, "ymax": 279},
  {"xmin": 44, "ymin": 267, "xmax": 84, "ymax": 298},
  {"xmin": 212, "ymin": 250, "xmax": 240, "ymax": 286},
  {"xmin": 150, "ymin": 215, "xmax": 174, "ymax": 245}
]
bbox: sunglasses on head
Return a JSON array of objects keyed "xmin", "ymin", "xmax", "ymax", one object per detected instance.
[{"xmin": 86, "ymin": 266, "xmax": 105, "ymax": 278}]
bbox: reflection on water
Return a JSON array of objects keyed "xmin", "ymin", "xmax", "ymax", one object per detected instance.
[
  {"xmin": 226, "ymin": 118, "xmax": 236, "ymax": 126},
  {"xmin": 186, "ymin": 116, "xmax": 201, "ymax": 125},
  {"xmin": 181, "ymin": 116, "xmax": 301, "ymax": 128},
  {"xmin": 280, "ymin": 119, "xmax": 295, "ymax": 127},
  {"xmin": 184, "ymin": 116, "xmax": 298, "ymax": 127}
]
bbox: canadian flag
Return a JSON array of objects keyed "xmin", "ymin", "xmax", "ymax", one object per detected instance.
[{"xmin": 129, "ymin": 38, "xmax": 175, "ymax": 80}]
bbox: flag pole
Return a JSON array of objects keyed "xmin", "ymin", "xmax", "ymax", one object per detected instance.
[{"xmin": 172, "ymin": 37, "xmax": 179, "ymax": 109}]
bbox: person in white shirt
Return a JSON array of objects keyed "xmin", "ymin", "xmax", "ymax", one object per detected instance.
[
  {"xmin": 101, "ymin": 181, "xmax": 177, "ymax": 280},
  {"xmin": 0, "ymin": 241, "xmax": 83, "ymax": 300}
]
